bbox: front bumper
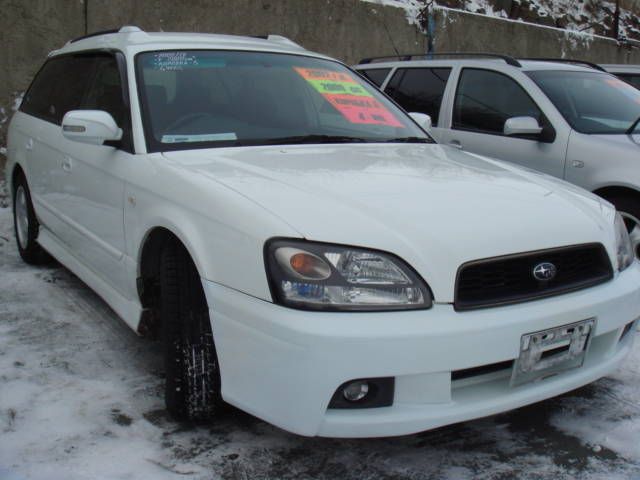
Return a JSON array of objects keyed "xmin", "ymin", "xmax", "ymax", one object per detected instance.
[{"xmin": 203, "ymin": 263, "xmax": 640, "ymax": 438}]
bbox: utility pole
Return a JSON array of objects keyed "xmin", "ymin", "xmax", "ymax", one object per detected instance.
[{"xmin": 613, "ymin": 0, "xmax": 620, "ymax": 40}]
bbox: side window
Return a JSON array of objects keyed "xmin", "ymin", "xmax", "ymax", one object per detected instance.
[
  {"xmin": 358, "ymin": 68, "xmax": 391, "ymax": 88},
  {"xmin": 384, "ymin": 68, "xmax": 451, "ymax": 127},
  {"xmin": 453, "ymin": 69, "xmax": 543, "ymax": 135},
  {"xmin": 82, "ymin": 54, "xmax": 127, "ymax": 126},
  {"xmin": 21, "ymin": 55, "xmax": 94, "ymax": 124}
]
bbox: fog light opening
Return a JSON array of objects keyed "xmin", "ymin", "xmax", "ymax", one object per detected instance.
[{"xmin": 342, "ymin": 380, "xmax": 370, "ymax": 402}]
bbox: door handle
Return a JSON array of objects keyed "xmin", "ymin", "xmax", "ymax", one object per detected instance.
[
  {"xmin": 571, "ymin": 160, "xmax": 584, "ymax": 168},
  {"xmin": 449, "ymin": 140, "xmax": 463, "ymax": 150},
  {"xmin": 25, "ymin": 138, "xmax": 34, "ymax": 151},
  {"xmin": 62, "ymin": 157, "xmax": 73, "ymax": 172}
]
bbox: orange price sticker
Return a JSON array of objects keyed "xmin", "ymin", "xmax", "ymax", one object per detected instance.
[{"xmin": 294, "ymin": 67, "xmax": 404, "ymax": 128}]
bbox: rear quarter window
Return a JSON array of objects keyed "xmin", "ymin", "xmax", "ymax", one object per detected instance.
[{"xmin": 358, "ymin": 68, "xmax": 391, "ymax": 88}]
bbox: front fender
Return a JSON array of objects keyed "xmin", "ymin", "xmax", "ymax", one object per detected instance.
[{"xmin": 125, "ymin": 155, "xmax": 301, "ymax": 302}]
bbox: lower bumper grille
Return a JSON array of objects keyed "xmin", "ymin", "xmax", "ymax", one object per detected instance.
[{"xmin": 455, "ymin": 243, "xmax": 613, "ymax": 311}]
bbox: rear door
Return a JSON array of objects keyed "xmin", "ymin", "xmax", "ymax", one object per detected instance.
[
  {"xmin": 18, "ymin": 54, "xmax": 94, "ymax": 239},
  {"xmin": 440, "ymin": 68, "xmax": 569, "ymax": 179}
]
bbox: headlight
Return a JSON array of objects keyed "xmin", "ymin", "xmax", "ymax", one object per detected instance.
[
  {"xmin": 615, "ymin": 212, "xmax": 634, "ymax": 271},
  {"xmin": 265, "ymin": 239, "xmax": 432, "ymax": 311}
]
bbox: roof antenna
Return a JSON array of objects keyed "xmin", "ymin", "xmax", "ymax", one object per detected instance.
[{"xmin": 376, "ymin": 9, "xmax": 401, "ymax": 57}]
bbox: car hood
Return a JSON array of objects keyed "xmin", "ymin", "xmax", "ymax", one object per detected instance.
[{"xmin": 163, "ymin": 144, "xmax": 615, "ymax": 302}]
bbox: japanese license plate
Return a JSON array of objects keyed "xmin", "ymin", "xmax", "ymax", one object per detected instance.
[{"xmin": 511, "ymin": 318, "xmax": 595, "ymax": 387}]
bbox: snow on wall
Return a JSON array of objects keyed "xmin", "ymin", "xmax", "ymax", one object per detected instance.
[{"xmin": 360, "ymin": 0, "xmax": 640, "ymax": 41}]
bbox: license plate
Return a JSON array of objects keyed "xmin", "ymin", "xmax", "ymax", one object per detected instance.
[{"xmin": 511, "ymin": 318, "xmax": 595, "ymax": 387}]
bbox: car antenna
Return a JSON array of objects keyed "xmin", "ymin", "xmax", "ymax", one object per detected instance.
[{"xmin": 377, "ymin": 11, "xmax": 401, "ymax": 58}]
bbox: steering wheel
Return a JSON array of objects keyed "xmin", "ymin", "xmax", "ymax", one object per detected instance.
[{"xmin": 164, "ymin": 112, "xmax": 216, "ymax": 134}]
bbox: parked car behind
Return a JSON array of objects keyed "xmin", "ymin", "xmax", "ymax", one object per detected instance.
[
  {"xmin": 355, "ymin": 55, "xmax": 640, "ymax": 258},
  {"xmin": 6, "ymin": 32, "xmax": 640, "ymax": 438},
  {"xmin": 602, "ymin": 63, "xmax": 640, "ymax": 90}
]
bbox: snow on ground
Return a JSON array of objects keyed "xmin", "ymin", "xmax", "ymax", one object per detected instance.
[{"xmin": 0, "ymin": 201, "xmax": 639, "ymax": 479}]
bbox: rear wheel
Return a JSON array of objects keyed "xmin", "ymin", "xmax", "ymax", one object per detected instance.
[
  {"xmin": 604, "ymin": 194, "xmax": 640, "ymax": 259},
  {"xmin": 12, "ymin": 174, "xmax": 52, "ymax": 265},
  {"xmin": 160, "ymin": 240, "xmax": 221, "ymax": 421}
]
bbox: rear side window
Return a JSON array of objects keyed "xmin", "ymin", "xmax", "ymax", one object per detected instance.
[
  {"xmin": 21, "ymin": 55, "xmax": 94, "ymax": 124},
  {"xmin": 385, "ymin": 68, "xmax": 451, "ymax": 127},
  {"xmin": 453, "ymin": 69, "xmax": 543, "ymax": 135},
  {"xmin": 358, "ymin": 68, "xmax": 391, "ymax": 88}
]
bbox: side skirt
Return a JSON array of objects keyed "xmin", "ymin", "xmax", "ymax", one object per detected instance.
[{"xmin": 37, "ymin": 226, "xmax": 143, "ymax": 333}]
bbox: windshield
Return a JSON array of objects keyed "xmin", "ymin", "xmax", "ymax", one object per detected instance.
[
  {"xmin": 136, "ymin": 50, "xmax": 431, "ymax": 151},
  {"xmin": 527, "ymin": 70, "xmax": 640, "ymax": 135}
]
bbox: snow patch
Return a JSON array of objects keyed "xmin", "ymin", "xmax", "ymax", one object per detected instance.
[
  {"xmin": 550, "ymin": 339, "xmax": 640, "ymax": 463},
  {"xmin": 0, "ymin": 178, "xmax": 7, "ymax": 209},
  {"xmin": 359, "ymin": 0, "xmax": 639, "ymax": 42},
  {"xmin": 12, "ymin": 92, "xmax": 24, "ymax": 112},
  {"xmin": 359, "ymin": 0, "xmax": 423, "ymax": 26}
]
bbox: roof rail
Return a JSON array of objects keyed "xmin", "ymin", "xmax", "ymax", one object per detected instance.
[
  {"xmin": 69, "ymin": 26, "xmax": 143, "ymax": 44},
  {"xmin": 519, "ymin": 58, "xmax": 607, "ymax": 72},
  {"xmin": 252, "ymin": 34, "xmax": 303, "ymax": 49},
  {"xmin": 358, "ymin": 52, "xmax": 522, "ymax": 67}
]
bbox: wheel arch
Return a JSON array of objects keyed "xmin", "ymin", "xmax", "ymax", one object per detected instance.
[
  {"xmin": 593, "ymin": 185, "xmax": 640, "ymax": 205},
  {"xmin": 136, "ymin": 225, "xmax": 205, "ymax": 336},
  {"xmin": 10, "ymin": 162, "xmax": 26, "ymax": 195}
]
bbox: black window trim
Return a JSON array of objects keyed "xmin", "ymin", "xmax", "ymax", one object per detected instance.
[
  {"xmin": 452, "ymin": 67, "xmax": 556, "ymax": 143},
  {"xmin": 19, "ymin": 49, "xmax": 134, "ymax": 153}
]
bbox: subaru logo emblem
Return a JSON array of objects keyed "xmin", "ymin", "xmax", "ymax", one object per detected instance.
[{"xmin": 533, "ymin": 262, "xmax": 557, "ymax": 281}]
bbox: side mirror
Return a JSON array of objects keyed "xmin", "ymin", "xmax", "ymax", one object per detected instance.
[
  {"xmin": 409, "ymin": 112, "xmax": 432, "ymax": 132},
  {"xmin": 62, "ymin": 110, "xmax": 123, "ymax": 146},
  {"xmin": 504, "ymin": 116, "xmax": 543, "ymax": 137}
]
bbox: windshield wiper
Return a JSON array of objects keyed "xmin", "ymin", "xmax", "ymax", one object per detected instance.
[
  {"xmin": 262, "ymin": 134, "xmax": 371, "ymax": 145},
  {"xmin": 627, "ymin": 116, "xmax": 640, "ymax": 135},
  {"xmin": 384, "ymin": 136, "xmax": 432, "ymax": 143}
]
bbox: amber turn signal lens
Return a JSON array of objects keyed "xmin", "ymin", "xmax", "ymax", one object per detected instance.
[
  {"xmin": 290, "ymin": 253, "xmax": 329, "ymax": 278},
  {"xmin": 274, "ymin": 247, "xmax": 332, "ymax": 280}
]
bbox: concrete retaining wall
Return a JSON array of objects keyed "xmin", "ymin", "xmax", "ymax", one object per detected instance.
[{"xmin": 430, "ymin": 7, "xmax": 640, "ymax": 64}]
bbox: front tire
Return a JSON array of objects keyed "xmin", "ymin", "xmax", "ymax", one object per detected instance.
[
  {"xmin": 160, "ymin": 240, "xmax": 221, "ymax": 421},
  {"xmin": 12, "ymin": 174, "xmax": 51, "ymax": 265}
]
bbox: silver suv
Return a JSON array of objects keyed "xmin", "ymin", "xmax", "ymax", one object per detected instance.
[{"xmin": 355, "ymin": 55, "xmax": 640, "ymax": 256}]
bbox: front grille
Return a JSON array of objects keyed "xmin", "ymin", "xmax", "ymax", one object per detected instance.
[{"xmin": 455, "ymin": 243, "xmax": 613, "ymax": 311}]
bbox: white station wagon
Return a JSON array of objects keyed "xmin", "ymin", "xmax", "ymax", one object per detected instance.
[{"xmin": 5, "ymin": 27, "xmax": 640, "ymax": 438}]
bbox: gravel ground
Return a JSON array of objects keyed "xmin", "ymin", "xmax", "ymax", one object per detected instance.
[{"xmin": 0, "ymin": 197, "xmax": 639, "ymax": 480}]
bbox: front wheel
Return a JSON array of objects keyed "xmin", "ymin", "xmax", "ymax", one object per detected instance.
[
  {"xmin": 12, "ymin": 174, "xmax": 52, "ymax": 265},
  {"xmin": 160, "ymin": 240, "xmax": 221, "ymax": 421}
]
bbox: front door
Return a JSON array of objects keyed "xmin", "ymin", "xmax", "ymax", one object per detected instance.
[
  {"xmin": 441, "ymin": 68, "xmax": 569, "ymax": 180},
  {"xmin": 52, "ymin": 53, "xmax": 131, "ymax": 294}
]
